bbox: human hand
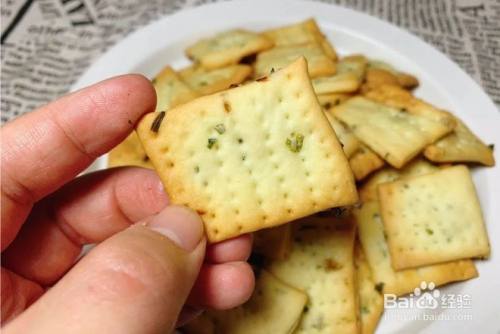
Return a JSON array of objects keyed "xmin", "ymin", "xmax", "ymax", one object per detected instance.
[{"xmin": 1, "ymin": 75, "xmax": 255, "ymax": 333}]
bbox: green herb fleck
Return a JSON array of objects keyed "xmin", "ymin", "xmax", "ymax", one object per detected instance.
[
  {"xmin": 361, "ymin": 306, "xmax": 370, "ymax": 314},
  {"xmin": 285, "ymin": 132, "xmax": 304, "ymax": 153},
  {"xmin": 194, "ymin": 166, "xmax": 200, "ymax": 173},
  {"xmin": 151, "ymin": 78, "xmax": 157, "ymax": 84},
  {"xmin": 199, "ymin": 80, "xmax": 208, "ymax": 86},
  {"xmin": 214, "ymin": 123, "xmax": 225, "ymax": 134},
  {"xmin": 425, "ymin": 228, "xmax": 434, "ymax": 235},
  {"xmin": 150, "ymin": 111, "xmax": 166, "ymax": 132},
  {"xmin": 238, "ymin": 138, "xmax": 243, "ymax": 144},
  {"xmin": 241, "ymin": 153, "xmax": 247, "ymax": 161},
  {"xmin": 488, "ymin": 144, "xmax": 495, "ymax": 151},
  {"xmin": 375, "ymin": 282, "xmax": 384, "ymax": 293},
  {"xmin": 303, "ymin": 305, "xmax": 309, "ymax": 313},
  {"xmin": 207, "ymin": 138, "xmax": 217, "ymax": 149}
]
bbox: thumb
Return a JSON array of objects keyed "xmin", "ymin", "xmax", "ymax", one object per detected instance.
[{"xmin": 4, "ymin": 206, "xmax": 206, "ymax": 334}]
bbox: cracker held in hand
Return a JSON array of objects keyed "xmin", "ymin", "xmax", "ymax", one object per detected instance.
[
  {"xmin": 209, "ymin": 270, "xmax": 307, "ymax": 334},
  {"xmin": 179, "ymin": 64, "xmax": 252, "ymax": 95},
  {"xmin": 153, "ymin": 66, "xmax": 199, "ymax": 111},
  {"xmin": 268, "ymin": 216, "xmax": 359, "ymax": 334},
  {"xmin": 333, "ymin": 97, "xmax": 452, "ymax": 168},
  {"xmin": 255, "ymin": 43, "xmax": 336, "ymax": 78},
  {"xmin": 378, "ymin": 165, "xmax": 490, "ymax": 270},
  {"xmin": 186, "ymin": 29, "xmax": 273, "ymax": 69},
  {"xmin": 137, "ymin": 58, "xmax": 358, "ymax": 242},
  {"xmin": 355, "ymin": 201, "xmax": 478, "ymax": 296}
]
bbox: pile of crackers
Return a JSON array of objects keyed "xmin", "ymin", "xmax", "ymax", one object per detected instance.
[{"xmin": 107, "ymin": 19, "xmax": 495, "ymax": 334}]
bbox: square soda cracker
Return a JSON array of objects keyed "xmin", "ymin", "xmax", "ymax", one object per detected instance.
[
  {"xmin": 359, "ymin": 159, "xmax": 439, "ymax": 202},
  {"xmin": 378, "ymin": 165, "xmax": 490, "ymax": 270},
  {"xmin": 253, "ymin": 224, "xmax": 293, "ymax": 260},
  {"xmin": 424, "ymin": 116, "xmax": 495, "ymax": 166},
  {"xmin": 137, "ymin": 58, "xmax": 358, "ymax": 243},
  {"xmin": 332, "ymin": 97, "xmax": 452, "ymax": 168},
  {"xmin": 209, "ymin": 270, "xmax": 307, "ymax": 334},
  {"xmin": 254, "ymin": 43, "xmax": 336, "ymax": 79},
  {"xmin": 108, "ymin": 132, "xmax": 154, "ymax": 169},
  {"xmin": 348, "ymin": 145, "xmax": 385, "ymax": 181},
  {"xmin": 152, "ymin": 66, "xmax": 199, "ymax": 112},
  {"xmin": 186, "ymin": 29, "xmax": 273, "ymax": 69},
  {"xmin": 363, "ymin": 84, "xmax": 456, "ymax": 130},
  {"xmin": 268, "ymin": 215, "xmax": 359, "ymax": 334},
  {"xmin": 178, "ymin": 64, "xmax": 252, "ymax": 96},
  {"xmin": 324, "ymin": 111, "xmax": 360, "ymax": 158},
  {"xmin": 355, "ymin": 201, "xmax": 478, "ymax": 296},
  {"xmin": 354, "ymin": 244, "xmax": 384, "ymax": 334},
  {"xmin": 262, "ymin": 18, "xmax": 337, "ymax": 59}
]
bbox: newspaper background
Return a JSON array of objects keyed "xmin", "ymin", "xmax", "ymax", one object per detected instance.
[{"xmin": 1, "ymin": 0, "xmax": 499, "ymax": 123}]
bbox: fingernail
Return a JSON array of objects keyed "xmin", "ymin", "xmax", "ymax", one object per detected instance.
[{"xmin": 147, "ymin": 205, "xmax": 204, "ymax": 251}]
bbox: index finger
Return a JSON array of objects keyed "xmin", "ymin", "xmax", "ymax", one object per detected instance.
[{"xmin": 1, "ymin": 74, "xmax": 156, "ymax": 250}]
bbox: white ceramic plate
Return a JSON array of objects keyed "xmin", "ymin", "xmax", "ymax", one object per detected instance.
[{"xmin": 72, "ymin": 1, "xmax": 500, "ymax": 332}]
